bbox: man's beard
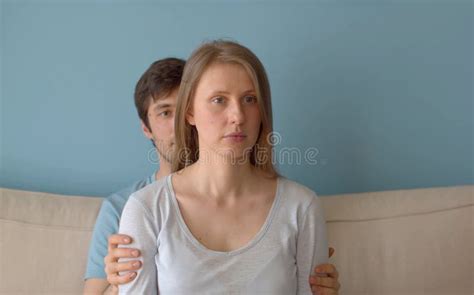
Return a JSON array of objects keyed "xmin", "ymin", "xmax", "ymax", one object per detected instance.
[{"xmin": 155, "ymin": 143, "xmax": 174, "ymax": 164}]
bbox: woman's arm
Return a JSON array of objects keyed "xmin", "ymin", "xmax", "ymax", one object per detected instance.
[
  {"xmin": 296, "ymin": 194, "xmax": 329, "ymax": 295},
  {"xmin": 118, "ymin": 196, "xmax": 159, "ymax": 294}
]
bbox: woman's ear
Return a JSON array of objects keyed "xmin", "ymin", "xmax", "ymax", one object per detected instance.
[{"xmin": 186, "ymin": 109, "xmax": 196, "ymax": 126}]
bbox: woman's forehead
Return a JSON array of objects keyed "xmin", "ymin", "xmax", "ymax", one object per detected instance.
[{"xmin": 196, "ymin": 63, "xmax": 256, "ymax": 93}]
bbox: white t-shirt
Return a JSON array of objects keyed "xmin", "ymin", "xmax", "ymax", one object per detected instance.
[{"xmin": 118, "ymin": 174, "xmax": 328, "ymax": 295}]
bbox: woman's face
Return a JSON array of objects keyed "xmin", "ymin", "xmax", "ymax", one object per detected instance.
[{"xmin": 187, "ymin": 62, "xmax": 262, "ymax": 161}]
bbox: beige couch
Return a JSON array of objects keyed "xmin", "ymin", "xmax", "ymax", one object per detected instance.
[{"xmin": 1, "ymin": 185, "xmax": 473, "ymax": 295}]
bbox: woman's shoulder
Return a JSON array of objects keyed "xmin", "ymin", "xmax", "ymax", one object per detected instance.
[
  {"xmin": 129, "ymin": 175, "xmax": 170, "ymax": 208},
  {"xmin": 278, "ymin": 176, "xmax": 319, "ymax": 206},
  {"xmin": 277, "ymin": 177, "xmax": 325, "ymax": 224}
]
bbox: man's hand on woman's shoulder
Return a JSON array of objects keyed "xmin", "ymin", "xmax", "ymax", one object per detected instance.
[
  {"xmin": 104, "ymin": 234, "xmax": 142, "ymax": 288},
  {"xmin": 309, "ymin": 247, "xmax": 341, "ymax": 295}
]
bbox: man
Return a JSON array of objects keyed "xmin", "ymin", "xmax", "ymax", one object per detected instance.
[{"xmin": 83, "ymin": 58, "xmax": 341, "ymax": 295}]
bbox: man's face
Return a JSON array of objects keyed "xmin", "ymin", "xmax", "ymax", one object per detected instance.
[{"xmin": 141, "ymin": 88, "xmax": 178, "ymax": 164}]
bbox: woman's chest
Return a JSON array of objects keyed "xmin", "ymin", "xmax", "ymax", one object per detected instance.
[
  {"xmin": 154, "ymin": 183, "xmax": 300, "ymax": 293},
  {"xmin": 155, "ymin": 226, "xmax": 297, "ymax": 294},
  {"xmin": 175, "ymin": 195, "xmax": 275, "ymax": 252}
]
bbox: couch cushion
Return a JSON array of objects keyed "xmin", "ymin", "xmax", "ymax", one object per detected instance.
[
  {"xmin": 321, "ymin": 185, "xmax": 473, "ymax": 295},
  {"xmin": 0, "ymin": 188, "xmax": 103, "ymax": 294}
]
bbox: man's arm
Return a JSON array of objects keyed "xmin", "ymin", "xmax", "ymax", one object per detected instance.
[
  {"xmin": 84, "ymin": 198, "xmax": 121, "ymax": 281},
  {"xmin": 83, "ymin": 279, "xmax": 110, "ymax": 295},
  {"xmin": 83, "ymin": 233, "xmax": 142, "ymax": 295},
  {"xmin": 83, "ymin": 197, "xmax": 123, "ymax": 294}
]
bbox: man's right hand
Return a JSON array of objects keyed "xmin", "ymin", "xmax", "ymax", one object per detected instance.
[{"xmin": 104, "ymin": 234, "xmax": 142, "ymax": 288}]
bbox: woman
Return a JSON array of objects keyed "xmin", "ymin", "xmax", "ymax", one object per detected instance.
[{"xmin": 118, "ymin": 40, "xmax": 329, "ymax": 294}]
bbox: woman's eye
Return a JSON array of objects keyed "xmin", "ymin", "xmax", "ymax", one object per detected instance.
[
  {"xmin": 244, "ymin": 95, "xmax": 257, "ymax": 103},
  {"xmin": 211, "ymin": 97, "xmax": 224, "ymax": 104}
]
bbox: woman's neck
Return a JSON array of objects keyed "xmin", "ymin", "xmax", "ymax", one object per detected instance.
[{"xmin": 186, "ymin": 154, "xmax": 257, "ymax": 202}]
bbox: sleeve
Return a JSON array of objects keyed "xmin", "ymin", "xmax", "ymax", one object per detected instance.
[
  {"xmin": 118, "ymin": 196, "xmax": 159, "ymax": 295},
  {"xmin": 296, "ymin": 194, "xmax": 329, "ymax": 295},
  {"xmin": 84, "ymin": 198, "xmax": 120, "ymax": 279}
]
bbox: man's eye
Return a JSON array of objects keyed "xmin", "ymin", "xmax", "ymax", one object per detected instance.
[
  {"xmin": 244, "ymin": 95, "xmax": 257, "ymax": 103},
  {"xmin": 159, "ymin": 110, "xmax": 170, "ymax": 117},
  {"xmin": 211, "ymin": 97, "xmax": 224, "ymax": 104}
]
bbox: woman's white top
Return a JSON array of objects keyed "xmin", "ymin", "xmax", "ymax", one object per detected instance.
[{"xmin": 118, "ymin": 174, "xmax": 328, "ymax": 294}]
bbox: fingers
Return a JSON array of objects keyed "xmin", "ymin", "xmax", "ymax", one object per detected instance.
[
  {"xmin": 309, "ymin": 263, "xmax": 341, "ymax": 295},
  {"xmin": 328, "ymin": 247, "xmax": 335, "ymax": 258},
  {"xmin": 309, "ymin": 275, "xmax": 340, "ymax": 289},
  {"xmin": 107, "ymin": 272, "xmax": 138, "ymax": 286},
  {"xmin": 104, "ymin": 248, "xmax": 141, "ymax": 264},
  {"xmin": 105, "ymin": 260, "xmax": 142, "ymax": 275},
  {"xmin": 107, "ymin": 234, "xmax": 133, "ymax": 252},
  {"xmin": 104, "ymin": 244, "xmax": 142, "ymax": 287},
  {"xmin": 311, "ymin": 284, "xmax": 339, "ymax": 295},
  {"xmin": 313, "ymin": 263, "xmax": 339, "ymax": 279},
  {"xmin": 104, "ymin": 235, "xmax": 142, "ymax": 288}
]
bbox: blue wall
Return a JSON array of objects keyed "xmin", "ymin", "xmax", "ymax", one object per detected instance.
[{"xmin": 1, "ymin": 0, "xmax": 472, "ymax": 197}]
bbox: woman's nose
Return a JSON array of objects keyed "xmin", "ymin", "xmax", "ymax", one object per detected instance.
[{"xmin": 229, "ymin": 102, "xmax": 245, "ymax": 125}]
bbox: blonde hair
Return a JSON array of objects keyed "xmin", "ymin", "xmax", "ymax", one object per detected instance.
[{"xmin": 172, "ymin": 40, "xmax": 278, "ymax": 178}]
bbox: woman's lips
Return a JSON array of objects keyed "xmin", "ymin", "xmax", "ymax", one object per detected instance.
[
  {"xmin": 225, "ymin": 131, "xmax": 246, "ymax": 137},
  {"xmin": 224, "ymin": 133, "xmax": 247, "ymax": 143}
]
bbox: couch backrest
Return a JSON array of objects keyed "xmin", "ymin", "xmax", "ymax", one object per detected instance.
[
  {"xmin": 322, "ymin": 185, "xmax": 473, "ymax": 295},
  {"xmin": 0, "ymin": 188, "xmax": 102, "ymax": 294},
  {"xmin": 1, "ymin": 185, "xmax": 473, "ymax": 294}
]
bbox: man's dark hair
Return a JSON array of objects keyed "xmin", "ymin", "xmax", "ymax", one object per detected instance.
[{"xmin": 134, "ymin": 57, "xmax": 185, "ymax": 129}]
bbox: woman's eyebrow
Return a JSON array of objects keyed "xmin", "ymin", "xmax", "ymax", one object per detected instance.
[
  {"xmin": 209, "ymin": 89, "xmax": 255, "ymax": 96},
  {"xmin": 209, "ymin": 90, "xmax": 230, "ymax": 95},
  {"xmin": 241, "ymin": 89, "xmax": 256, "ymax": 95}
]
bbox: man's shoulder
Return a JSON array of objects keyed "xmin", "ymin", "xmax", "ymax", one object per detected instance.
[{"xmin": 104, "ymin": 175, "xmax": 155, "ymax": 212}]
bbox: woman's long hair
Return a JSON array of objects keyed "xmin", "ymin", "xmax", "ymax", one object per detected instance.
[{"xmin": 172, "ymin": 40, "xmax": 278, "ymax": 178}]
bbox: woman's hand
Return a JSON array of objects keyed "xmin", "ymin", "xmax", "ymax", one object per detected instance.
[
  {"xmin": 104, "ymin": 234, "xmax": 142, "ymax": 289},
  {"xmin": 309, "ymin": 247, "xmax": 341, "ymax": 295}
]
